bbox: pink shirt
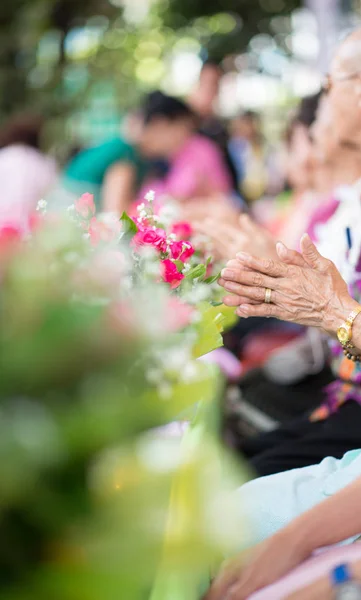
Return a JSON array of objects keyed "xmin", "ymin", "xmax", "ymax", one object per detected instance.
[
  {"xmin": 0, "ymin": 145, "xmax": 57, "ymax": 229},
  {"xmin": 139, "ymin": 134, "xmax": 232, "ymax": 202}
]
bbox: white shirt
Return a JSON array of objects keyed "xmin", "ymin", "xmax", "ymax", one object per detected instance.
[{"xmin": 315, "ymin": 180, "xmax": 361, "ymax": 284}]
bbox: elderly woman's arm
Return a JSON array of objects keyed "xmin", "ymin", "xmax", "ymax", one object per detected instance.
[
  {"xmin": 206, "ymin": 476, "xmax": 361, "ymax": 600},
  {"xmin": 219, "ymin": 233, "xmax": 361, "ymax": 353},
  {"xmin": 286, "ymin": 559, "xmax": 361, "ymax": 600}
]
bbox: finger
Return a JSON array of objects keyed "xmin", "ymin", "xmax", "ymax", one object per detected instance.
[
  {"xmin": 286, "ymin": 577, "xmax": 331, "ymax": 600},
  {"xmin": 276, "ymin": 242, "xmax": 308, "ymax": 268},
  {"xmin": 223, "ymin": 294, "xmax": 259, "ymax": 307},
  {"xmin": 238, "ymin": 213, "xmax": 255, "ymax": 232},
  {"xmin": 236, "ymin": 303, "xmax": 282, "ymax": 319},
  {"xmin": 236, "ymin": 252, "xmax": 289, "ymax": 278},
  {"xmin": 300, "ymin": 234, "xmax": 330, "ymax": 272},
  {"xmin": 204, "ymin": 558, "xmax": 245, "ymax": 600},
  {"xmin": 222, "ymin": 280, "xmax": 280, "ymax": 304},
  {"xmin": 220, "ymin": 266, "xmax": 279, "ymax": 291}
]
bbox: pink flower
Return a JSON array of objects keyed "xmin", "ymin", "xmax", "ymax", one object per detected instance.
[
  {"xmin": 171, "ymin": 222, "xmax": 193, "ymax": 240},
  {"xmin": 160, "ymin": 259, "xmax": 184, "ymax": 289},
  {"xmin": 0, "ymin": 225, "xmax": 23, "ymax": 253},
  {"xmin": 75, "ymin": 193, "xmax": 96, "ymax": 219},
  {"xmin": 165, "ymin": 297, "xmax": 194, "ymax": 331},
  {"xmin": 132, "ymin": 227, "xmax": 167, "ymax": 253},
  {"xmin": 88, "ymin": 216, "xmax": 121, "ymax": 247},
  {"xmin": 169, "ymin": 240, "xmax": 194, "ymax": 262}
]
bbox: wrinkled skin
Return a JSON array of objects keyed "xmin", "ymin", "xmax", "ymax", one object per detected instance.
[
  {"xmin": 219, "ymin": 234, "xmax": 351, "ymax": 334},
  {"xmin": 204, "ymin": 529, "xmax": 309, "ymax": 600},
  {"xmin": 193, "ymin": 213, "xmax": 278, "ymax": 262}
]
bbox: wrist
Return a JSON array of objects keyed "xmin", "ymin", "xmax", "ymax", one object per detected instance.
[
  {"xmin": 322, "ymin": 294, "xmax": 360, "ymax": 335},
  {"xmin": 280, "ymin": 520, "xmax": 314, "ymax": 561}
]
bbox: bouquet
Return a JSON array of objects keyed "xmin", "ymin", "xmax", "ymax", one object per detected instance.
[{"xmin": 0, "ymin": 202, "xmax": 247, "ymax": 600}]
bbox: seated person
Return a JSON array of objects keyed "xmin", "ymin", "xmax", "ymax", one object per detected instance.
[
  {"xmin": 0, "ymin": 113, "xmax": 57, "ymax": 228},
  {"xmin": 210, "ymin": 27, "xmax": 361, "ymax": 475},
  {"xmin": 207, "ymin": 237, "xmax": 361, "ymax": 600},
  {"xmin": 62, "ymin": 92, "xmax": 232, "ymax": 214}
]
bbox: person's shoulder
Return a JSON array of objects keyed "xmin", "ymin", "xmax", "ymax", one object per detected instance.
[
  {"xmin": 0, "ymin": 144, "xmax": 46, "ymax": 167},
  {"xmin": 188, "ymin": 134, "xmax": 222, "ymax": 156},
  {"xmin": 98, "ymin": 136, "xmax": 136, "ymax": 159}
]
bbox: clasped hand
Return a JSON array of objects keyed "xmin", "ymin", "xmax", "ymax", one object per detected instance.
[{"xmin": 219, "ymin": 234, "xmax": 350, "ymax": 333}]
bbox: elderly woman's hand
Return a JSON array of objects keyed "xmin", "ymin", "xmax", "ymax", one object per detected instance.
[
  {"xmin": 285, "ymin": 577, "xmax": 332, "ymax": 600},
  {"xmin": 205, "ymin": 528, "xmax": 309, "ymax": 600},
  {"xmin": 193, "ymin": 214, "xmax": 278, "ymax": 262},
  {"xmin": 219, "ymin": 234, "xmax": 357, "ymax": 334}
]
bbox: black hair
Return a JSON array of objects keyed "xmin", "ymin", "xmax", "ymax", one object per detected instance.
[
  {"xmin": 238, "ymin": 110, "xmax": 260, "ymax": 122},
  {"xmin": 296, "ymin": 91, "xmax": 323, "ymax": 128},
  {"xmin": 201, "ymin": 59, "xmax": 223, "ymax": 73},
  {"xmin": 142, "ymin": 91, "xmax": 196, "ymax": 125},
  {"xmin": 285, "ymin": 91, "xmax": 323, "ymax": 146},
  {"xmin": 0, "ymin": 113, "xmax": 44, "ymax": 150}
]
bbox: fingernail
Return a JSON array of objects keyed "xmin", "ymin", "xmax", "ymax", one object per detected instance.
[
  {"xmin": 276, "ymin": 241, "xmax": 286, "ymax": 255},
  {"xmin": 236, "ymin": 252, "xmax": 249, "ymax": 262},
  {"xmin": 221, "ymin": 269, "xmax": 234, "ymax": 278},
  {"xmin": 239, "ymin": 304, "xmax": 250, "ymax": 313}
]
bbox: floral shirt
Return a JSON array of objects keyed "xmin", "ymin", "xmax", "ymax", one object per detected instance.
[{"xmin": 310, "ymin": 181, "xmax": 361, "ymax": 421}]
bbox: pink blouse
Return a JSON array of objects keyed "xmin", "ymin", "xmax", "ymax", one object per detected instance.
[{"xmin": 139, "ymin": 134, "xmax": 232, "ymax": 202}]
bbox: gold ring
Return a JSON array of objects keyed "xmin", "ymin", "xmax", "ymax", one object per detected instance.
[{"xmin": 264, "ymin": 288, "xmax": 272, "ymax": 304}]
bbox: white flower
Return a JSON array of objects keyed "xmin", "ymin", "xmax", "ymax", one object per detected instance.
[
  {"xmin": 158, "ymin": 381, "xmax": 172, "ymax": 400},
  {"xmin": 145, "ymin": 190, "xmax": 155, "ymax": 202},
  {"xmin": 137, "ymin": 203, "xmax": 145, "ymax": 212},
  {"xmin": 66, "ymin": 204, "xmax": 75, "ymax": 213},
  {"xmin": 143, "ymin": 261, "xmax": 160, "ymax": 277},
  {"xmin": 146, "ymin": 368, "xmax": 163, "ymax": 384},
  {"xmin": 157, "ymin": 200, "xmax": 181, "ymax": 226},
  {"xmin": 181, "ymin": 361, "xmax": 199, "ymax": 382},
  {"xmin": 139, "ymin": 210, "xmax": 147, "ymax": 218},
  {"xmin": 36, "ymin": 199, "xmax": 47, "ymax": 212},
  {"xmin": 162, "ymin": 347, "xmax": 190, "ymax": 372}
]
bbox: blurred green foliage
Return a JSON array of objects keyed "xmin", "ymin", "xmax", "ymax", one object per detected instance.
[
  {"xmin": 0, "ymin": 0, "xmax": 300, "ymax": 133},
  {"xmin": 0, "ymin": 217, "xmax": 249, "ymax": 599}
]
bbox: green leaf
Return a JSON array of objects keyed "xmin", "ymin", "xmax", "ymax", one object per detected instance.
[
  {"xmin": 120, "ymin": 212, "xmax": 138, "ymax": 238},
  {"xmin": 174, "ymin": 260, "xmax": 184, "ymax": 272},
  {"xmin": 203, "ymin": 272, "xmax": 220, "ymax": 285},
  {"xmin": 185, "ymin": 264, "xmax": 207, "ymax": 280},
  {"xmin": 192, "ymin": 303, "xmax": 224, "ymax": 358}
]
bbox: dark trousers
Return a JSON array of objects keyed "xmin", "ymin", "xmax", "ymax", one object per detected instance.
[{"xmin": 241, "ymin": 400, "xmax": 361, "ymax": 477}]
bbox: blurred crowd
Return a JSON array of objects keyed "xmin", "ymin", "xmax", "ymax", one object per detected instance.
[{"xmin": 0, "ymin": 60, "xmax": 285, "ymax": 229}]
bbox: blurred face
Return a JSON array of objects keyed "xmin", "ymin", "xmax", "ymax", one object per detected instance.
[
  {"xmin": 326, "ymin": 36, "xmax": 361, "ymax": 146},
  {"xmin": 310, "ymin": 96, "xmax": 339, "ymax": 163},
  {"xmin": 285, "ymin": 123, "xmax": 314, "ymax": 192},
  {"xmin": 138, "ymin": 117, "xmax": 194, "ymax": 158},
  {"xmin": 199, "ymin": 65, "xmax": 222, "ymax": 97},
  {"xmin": 232, "ymin": 117, "xmax": 257, "ymax": 140}
]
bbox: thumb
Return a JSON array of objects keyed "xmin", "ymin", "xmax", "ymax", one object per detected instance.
[
  {"xmin": 276, "ymin": 241, "xmax": 308, "ymax": 268},
  {"xmin": 239, "ymin": 213, "xmax": 254, "ymax": 231},
  {"xmin": 300, "ymin": 233, "xmax": 329, "ymax": 270}
]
